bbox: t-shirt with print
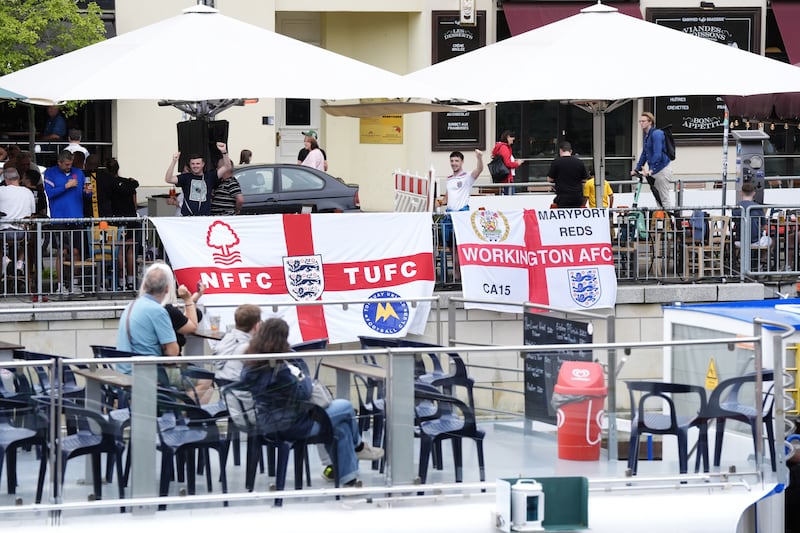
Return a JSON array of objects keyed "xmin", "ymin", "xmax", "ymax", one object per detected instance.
[{"xmin": 176, "ymin": 170, "xmax": 219, "ymax": 216}]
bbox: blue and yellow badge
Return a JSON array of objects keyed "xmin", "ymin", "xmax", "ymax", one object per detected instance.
[{"xmin": 362, "ymin": 290, "xmax": 409, "ymax": 334}]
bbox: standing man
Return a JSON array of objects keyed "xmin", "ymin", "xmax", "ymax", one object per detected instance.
[
  {"xmin": 210, "ymin": 158, "xmax": 244, "ymax": 216},
  {"xmin": 547, "ymin": 141, "xmax": 588, "ymax": 208},
  {"xmin": 44, "ymin": 150, "xmax": 92, "ymax": 292},
  {"xmin": 64, "ymin": 129, "xmax": 90, "ymax": 159},
  {"xmin": 632, "ymin": 111, "xmax": 673, "ymax": 210},
  {"xmin": 116, "ymin": 263, "xmax": 179, "ymax": 374},
  {"xmin": 442, "ymin": 150, "xmax": 483, "ymax": 280},
  {"xmin": 164, "ymin": 142, "xmax": 231, "ymax": 216},
  {"xmin": 297, "ymin": 130, "xmax": 328, "ymax": 171}
]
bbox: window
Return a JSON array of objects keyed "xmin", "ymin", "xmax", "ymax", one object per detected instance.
[
  {"xmin": 286, "ymin": 99, "xmax": 311, "ymax": 127},
  {"xmin": 496, "ymin": 100, "xmax": 633, "ymax": 185},
  {"xmin": 236, "ymin": 169, "xmax": 273, "ymax": 195},
  {"xmin": 280, "ymin": 168, "xmax": 324, "ymax": 192}
]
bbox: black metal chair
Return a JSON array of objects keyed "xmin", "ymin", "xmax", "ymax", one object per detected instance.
[
  {"xmin": 702, "ymin": 370, "xmax": 776, "ymax": 471},
  {"xmin": 625, "ymin": 380, "xmax": 709, "ymax": 475}
]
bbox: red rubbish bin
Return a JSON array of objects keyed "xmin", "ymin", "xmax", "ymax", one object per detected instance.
[{"xmin": 553, "ymin": 361, "xmax": 607, "ymax": 461}]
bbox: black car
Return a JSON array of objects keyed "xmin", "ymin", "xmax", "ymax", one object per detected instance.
[{"xmin": 234, "ymin": 164, "xmax": 360, "ymax": 214}]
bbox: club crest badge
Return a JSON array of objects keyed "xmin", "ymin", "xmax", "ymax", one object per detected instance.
[
  {"xmin": 568, "ymin": 268, "xmax": 601, "ymax": 308},
  {"xmin": 283, "ymin": 255, "xmax": 325, "ymax": 301},
  {"xmin": 362, "ymin": 290, "xmax": 410, "ymax": 334},
  {"xmin": 470, "ymin": 209, "xmax": 510, "ymax": 242}
]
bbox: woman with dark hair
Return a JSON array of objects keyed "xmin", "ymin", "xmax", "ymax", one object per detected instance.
[
  {"xmin": 239, "ymin": 149, "xmax": 252, "ymax": 165},
  {"xmin": 240, "ymin": 318, "xmax": 383, "ymax": 486},
  {"xmin": 490, "ymin": 130, "xmax": 522, "ymax": 195}
]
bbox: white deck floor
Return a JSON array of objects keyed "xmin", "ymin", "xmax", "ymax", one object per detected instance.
[{"xmin": 0, "ymin": 419, "xmax": 784, "ymax": 532}]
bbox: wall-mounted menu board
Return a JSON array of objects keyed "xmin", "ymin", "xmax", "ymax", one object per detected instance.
[
  {"xmin": 648, "ymin": 8, "xmax": 760, "ymax": 142},
  {"xmin": 523, "ymin": 313, "xmax": 593, "ymax": 425},
  {"xmin": 431, "ymin": 10, "xmax": 486, "ymax": 151}
]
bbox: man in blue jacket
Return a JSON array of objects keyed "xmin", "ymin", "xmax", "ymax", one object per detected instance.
[
  {"xmin": 632, "ymin": 112, "xmax": 673, "ymax": 209},
  {"xmin": 44, "ymin": 150, "xmax": 92, "ymax": 292}
]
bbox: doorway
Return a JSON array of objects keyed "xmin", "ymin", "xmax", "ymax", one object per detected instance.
[{"xmin": 275, "ymin": 12, "xmax": 322, "ymax": 164}]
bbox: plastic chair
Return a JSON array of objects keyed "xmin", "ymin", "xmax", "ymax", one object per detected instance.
[
  {"xmin": 155, "ymin": 393, "xmax": 229, "ymax": 507},
  {"xmin": 414, "ymin": 382, "xmax": 485, "ymax": 487},
  {"xmin": 12, "ymin": 350, "xmax": 84, "ymax": 402},
  {"xmin": 702, "ymin": 370, "xmax": 776, "ymax": 471},
  {"xmin": 33, "ymin": 398, "xmax": 126, "ymax": 505},
  {"xmin": 0, "ymin": 397, "xmax": 47, "ymax": 496},
  {"xmin": 625, "ymin": 380, "xmax": 709, "ymax": 475},
  {"xmin": 221, "ymin": 381, "xmax": 340, "ymax": 506}
]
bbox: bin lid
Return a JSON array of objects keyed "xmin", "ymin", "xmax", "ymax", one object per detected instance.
[{"xmin": 553, "ymin": 361, "xmax": 607, "ymax": 395}]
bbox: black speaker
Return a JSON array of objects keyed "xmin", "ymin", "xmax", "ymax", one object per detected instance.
[{"xmin": 176, "ymin": 119, "xmax": 229, "ymax": 173}]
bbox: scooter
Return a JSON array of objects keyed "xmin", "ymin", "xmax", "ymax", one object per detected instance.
[{"xmin": 621, "ymin": 171, "xmax": 648, "ymax": 241}]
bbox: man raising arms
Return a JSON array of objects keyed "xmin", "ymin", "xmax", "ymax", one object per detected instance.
[{"xmin": 164, "ymin": 142, "xmax": 232, "ymax": 216}]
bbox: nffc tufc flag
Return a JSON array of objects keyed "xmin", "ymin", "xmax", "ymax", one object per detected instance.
[
  {"xmin": 151, "ymin": 213, "xmax": 435, "ymax": 345},
  {"xmin": 451, "ymin": 208, "xmax": 617, "ymax": 313}
]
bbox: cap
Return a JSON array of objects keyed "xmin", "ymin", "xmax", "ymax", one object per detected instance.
[{"xmin": 301, "ymin": 130, "xmax": 318, "ymax": 139}]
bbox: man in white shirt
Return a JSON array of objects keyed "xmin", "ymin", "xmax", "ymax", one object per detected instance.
[
  {"xmin": 64, "ymin": 129, "xmax": 90, "ymax": 159},
  {"xmin": 0, "ymin": 167, "xmax": 36, "ymax": 276}
]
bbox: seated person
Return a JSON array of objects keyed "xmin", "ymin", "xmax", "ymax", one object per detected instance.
[
  {"xmin": 240, "ymin": 318, "xmax": 383, "ymax": 486},
  {"xmin": 732, "ymin": 182, "xmax": 768, "ymax": 245},
  {"xmin": 213, "ymin": 303, "xmax": 262, "ymax": 384}
]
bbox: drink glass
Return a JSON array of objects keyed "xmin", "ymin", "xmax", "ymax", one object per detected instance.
[{"xmin": 209, "ymin": 315, "xmax": 220, "ymax": 332}]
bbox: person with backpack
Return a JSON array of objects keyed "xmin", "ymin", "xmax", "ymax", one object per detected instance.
[
  {"xmin": 632, "ymin": 112, "xmax": 674, "ymax": 210},
  {"xmin": 489, "ymin": 130, "xmax": 522, "ymax": 195}
]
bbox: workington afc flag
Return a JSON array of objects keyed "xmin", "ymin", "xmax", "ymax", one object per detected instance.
[
  {"xmin": 151, "ymin": 213, "xmax": 435, "ymax": 345},
  {"xmin": 451, "ymin": 208, "xmax": 617, "ymax": 313}
]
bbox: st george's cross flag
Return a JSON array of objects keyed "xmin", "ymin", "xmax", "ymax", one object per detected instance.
[
  {"xmin": 150, "ymin": 213, "xmax": 435, "ymax": 345},
  {"xmin": 451, "ymin": 208, "xmax": 617, "ymax": 313}
]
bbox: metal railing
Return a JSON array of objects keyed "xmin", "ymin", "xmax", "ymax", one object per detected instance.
[{"xmin": 1, "ymin": 210, "xmax": 794, "ymax": 301}]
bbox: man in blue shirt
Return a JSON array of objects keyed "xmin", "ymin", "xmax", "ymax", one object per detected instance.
[
  {"xmin": 44, "ymin": 150, "xmax": 92, "ymax": 292},
  {"xmin": 41, "ymin": 106, "xmax": 67, "ymax": 140},
  {"xmin": 116, "ymin": 263, "xmax": 179, "ymax": 374},
  {"xmin": 632, "ymin": 112, "xmax": 674, "ymax": 210}
]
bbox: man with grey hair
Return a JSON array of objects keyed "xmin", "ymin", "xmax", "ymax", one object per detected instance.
[
  {"xmin": 116, "ymin": 262, "xmax": 179, "ymax": 374},
  {"xmin": 0, "ymin": 167, "xmax": 36, "ymax": 278}
]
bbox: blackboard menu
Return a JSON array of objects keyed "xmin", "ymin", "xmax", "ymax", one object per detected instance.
[
  {"xmin": 649, "ymin": 8, "xmax": 760, "ymax": 142},
  {"xmin": 523, "ymin": 313, "xmax": 593, "ymax": 425},
  {"xmin": 431, "ymin": 11, "xmax": 486, "ymax": 151}
]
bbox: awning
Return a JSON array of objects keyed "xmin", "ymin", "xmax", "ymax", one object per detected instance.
[
  {"xmin": 773, "ymin": 1, "xmax": 800, "ymax": 66},
  {"xmin": 503, "ymin": 1, "xmax": 642, "ymax": 36}
]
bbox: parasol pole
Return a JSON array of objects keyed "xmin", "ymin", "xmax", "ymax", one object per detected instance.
[{"xmin": 720, "ymin": 105, "xmax": 729, "ymax": 215}]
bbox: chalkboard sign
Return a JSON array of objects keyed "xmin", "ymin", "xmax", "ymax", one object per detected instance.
[
  {"xmin": 649, "ymin": 8, "xmax": 759, "ymax": 142},
  {"xmin": 524, "ymin": 313, "xmax": 593, "ymax": 425}
]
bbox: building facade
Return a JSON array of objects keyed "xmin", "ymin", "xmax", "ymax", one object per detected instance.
[{"xmin": 44, "ymin": 0, "xmax": 800, "ymax": 210}]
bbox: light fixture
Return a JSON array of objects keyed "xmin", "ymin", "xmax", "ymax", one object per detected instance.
[
  {"xmin": 771, "ymin": 122, "xmax": 776, "ymax": 131},
  {"xmin": 734, "ymin": 119, "xmax": 739, "ymax": 127},
  {"xmin": 700, "ymin": 1, "xmax": 715, "ymax": 9},
  {"xmin": 745, "ymin": 120, "xmax": 750, "ymax": 129},
  {"xmin": 758, "ymin": 122, "xmax": 764, "ymax": 130},
  {"xmin": 786, "ymin": 123, "xmax": 790, "ymax": 130}
]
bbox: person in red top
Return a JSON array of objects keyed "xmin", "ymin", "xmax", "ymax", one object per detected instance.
[{"xmin": 490, "ymin": 130, "xmax": 522, "ymax": 195}]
